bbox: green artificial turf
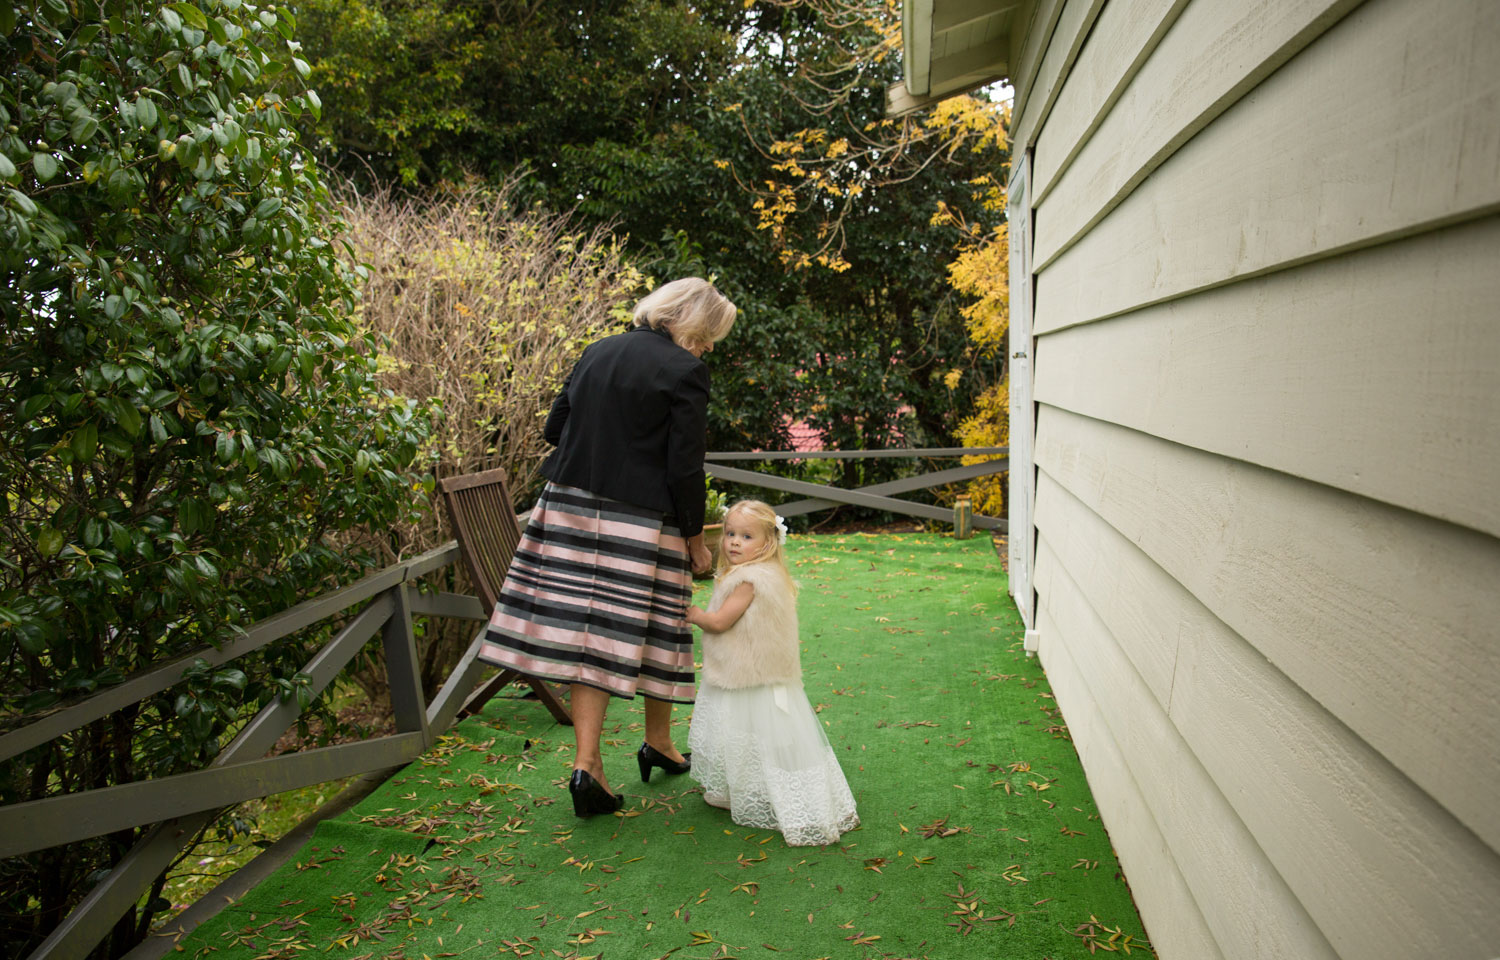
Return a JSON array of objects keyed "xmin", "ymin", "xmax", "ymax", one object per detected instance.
[{"xmin": 177, "ymin": 533, "xmax": 1152, "ymax": 959}]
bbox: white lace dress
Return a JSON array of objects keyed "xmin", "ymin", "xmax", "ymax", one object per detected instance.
[{"xmin": 688, "ymin": 680, "xmax": 859, "ymax": 846}]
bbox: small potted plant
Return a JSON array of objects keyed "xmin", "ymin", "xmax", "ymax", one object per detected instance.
[{"xmin": 701, "ymin": 479, "xmax": 728, "ymax": 557}]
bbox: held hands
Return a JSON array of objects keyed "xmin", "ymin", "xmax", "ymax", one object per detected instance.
[
  {"xmin": 684, "ymin": 583, "xmax": 754, "ymax": 634},
  {"xmin": 688, "ymin": 535, "xmax": 712, "ymax": 574}
]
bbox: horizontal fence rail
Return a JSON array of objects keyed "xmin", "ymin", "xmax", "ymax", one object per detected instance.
[
  {"xmin": 704, "ymin": 446, "xmax": 1008, "ymax": 460},
  {"xmin": 705, "ymin": 447, "xmax": 1008, "ymax": 532},
  {"xmin": 0, "ymin": 565, "xmax": 412, "ymax": 766},
  {"xmin": 3, "ymin": 541, "xmax": 493, "ymax": 960}
]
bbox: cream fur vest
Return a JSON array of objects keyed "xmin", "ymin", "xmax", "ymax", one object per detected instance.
[{"xmin": 699, "ymin": 561, "xmax": 802, "ymax": 690}]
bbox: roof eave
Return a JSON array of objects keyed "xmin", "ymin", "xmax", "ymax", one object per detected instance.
[{"xmin": 890, "ymin": 0, "xmax": 1025, "ymax": 115}]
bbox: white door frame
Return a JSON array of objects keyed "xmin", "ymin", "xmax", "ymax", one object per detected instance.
[{"xmin": 1006, "ymin": 150, "xmax": 1036, "ymax": 631}]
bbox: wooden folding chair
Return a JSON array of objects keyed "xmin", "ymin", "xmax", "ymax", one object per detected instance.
[{"xmin": 438, "ymin": 468, "xmax": 572, "ymax": 725}]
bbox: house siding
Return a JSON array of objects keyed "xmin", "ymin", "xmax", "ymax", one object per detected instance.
[{"xmin": 1012, "ymin": 0, "xmax": 1500, "ymax": 956}]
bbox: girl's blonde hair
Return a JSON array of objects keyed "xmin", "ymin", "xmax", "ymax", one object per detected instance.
[
  {"xmin": 716, "ymin": 500, "xmax": 797, "ymax": 595},
  {"xmin": 633, "ymin": 277, "xmax": 737, "ymax": 351}
]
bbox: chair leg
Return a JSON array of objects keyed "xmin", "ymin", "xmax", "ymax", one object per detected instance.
[
  {"xmin": 457, "ymin": 669, "xmax": 519, "ymax": 720},
  {"xmin": 527, "ymin": 675, "xmax": 574, "ymax": 726},
  {"xmin": 457, "ymin": 669, "xmax": 573, "ymax": 726}
]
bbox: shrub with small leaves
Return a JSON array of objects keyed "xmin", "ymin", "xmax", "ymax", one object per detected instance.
[{"xmin": 0, "ymin": 2, "xmax": 437, "ymax": 955}]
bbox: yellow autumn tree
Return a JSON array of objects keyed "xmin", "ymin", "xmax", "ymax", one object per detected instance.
[
  {"xmin": 731, "ymin": 0, "xmax": 1013, "ymax": 516},
  {"xmin": 933, "ymin": 128, "xmax": 1011, "ymax": 516},
  {"xmin": 723, "ymin": 0, "xmax": 1009, "ymax": 271}
]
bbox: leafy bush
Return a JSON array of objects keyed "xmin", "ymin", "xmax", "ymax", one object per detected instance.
[
  {"xmin": 936, "ymin": 175, "xmax": 1011, "ymax": 518},
  {"xmin": 704, "ymin": 478, "xmax": 729, "ymax": 525},
  {"xmin": 335, "ymin": 178, "xmax": 643, "ymax": 696},
  {"xmin": 0, "ymin": 2, "xmax": 436, "ymax": 954},
  {"xmin": 955, "ymin": 378, "xmax": 1009, "ymax": 517},
  {"xmin": 340, "ymin": 177, "xmax": 643, "ymax": 501}
]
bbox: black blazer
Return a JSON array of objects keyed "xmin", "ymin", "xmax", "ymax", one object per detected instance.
[{"xmin": 540, "ymin": 326, "xmax": 710, "ymax": 536}]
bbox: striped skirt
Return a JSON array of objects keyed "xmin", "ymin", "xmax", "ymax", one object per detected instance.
[{"xmin": 478, "ymin": 482, "xmax": 697, "ymax": 703}]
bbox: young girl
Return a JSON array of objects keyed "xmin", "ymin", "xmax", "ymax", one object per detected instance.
[{"xmin": 686, "ymin": 500, "xmax": 859, "ymax": 845}]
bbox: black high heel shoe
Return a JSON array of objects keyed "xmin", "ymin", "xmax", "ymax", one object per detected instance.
[
  {"xmin": 637, "ymin": 743, "xmax": 692, "ymax": 782},
  {"xmin": 569, "ymin": 769, "xmax": 624, "ymax": 818}
]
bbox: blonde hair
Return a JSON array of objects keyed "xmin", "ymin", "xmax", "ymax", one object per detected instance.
[
  {"xmin": 632, "ymin": 277, "xmax": 737, "ymax": 351},
  {"xmin": 716, "ymin": 500, "xmax": 796, "ymax": 595}
]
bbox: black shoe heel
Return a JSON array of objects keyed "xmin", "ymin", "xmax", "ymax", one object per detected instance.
[
  {"xmin": 569, "ymin": 769, "xmax": 624, "ymax": 818},
  {"xmin": 637, "ymin": 743, "xmax": 691, "ymax": 783}
]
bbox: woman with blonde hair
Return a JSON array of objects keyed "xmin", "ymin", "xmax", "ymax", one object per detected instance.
[{"xmin": 479, "ymin": 277, "xmax": 738, "ymax": 817}]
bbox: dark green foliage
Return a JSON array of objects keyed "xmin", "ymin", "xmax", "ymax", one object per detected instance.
[
  {"xmin": 294, "ymin": 0, "xmax": 745, "ymax": 187},
  {"xmin": 0, "ymin": 2, "xmax": 437, "ymax": 954},
  {"xmin": 293, "ymin": 1, "xmax": 1007, "ymax": 517}
]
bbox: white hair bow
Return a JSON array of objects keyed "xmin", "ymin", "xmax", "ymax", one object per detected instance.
[{"xmin": 773, "ymin": 514, "xmax": 788, "ymax": 544}]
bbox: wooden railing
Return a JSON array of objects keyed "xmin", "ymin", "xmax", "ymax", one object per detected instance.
[
  {"xmin": 0, "ymin": 541, "xmax": 497, "ymax": 960},
  {"xmin": 706, "ymin": 446, "xmax": 1008, "ymax": 532}
]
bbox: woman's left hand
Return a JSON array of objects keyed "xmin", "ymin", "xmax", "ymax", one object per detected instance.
[{"xmin": 688, "ymin": 534, "xmax": 712, "ymax": 574}]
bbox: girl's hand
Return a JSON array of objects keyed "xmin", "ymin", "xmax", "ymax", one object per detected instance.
[{"xmin": 685, "ymin": 584, "xmax": 754, "ymax": 634}]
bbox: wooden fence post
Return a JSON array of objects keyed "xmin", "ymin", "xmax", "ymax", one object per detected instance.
[{"xmin": 954, "ymin": 495, "xmax": 973, "ymax": 539}]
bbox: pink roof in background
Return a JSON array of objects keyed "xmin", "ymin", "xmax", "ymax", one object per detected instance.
[
  {"xmin": 786, "ymin": 418, "xmax": 825, "ymax": 452},
  {"xmin": 776, "ymin": 409, "xmax": 914, "ymax": 454}
]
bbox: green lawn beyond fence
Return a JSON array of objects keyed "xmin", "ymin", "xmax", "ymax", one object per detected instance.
[{"xmin": 172, "ymin": 533, "xmax": 1152, "ymax": 959}]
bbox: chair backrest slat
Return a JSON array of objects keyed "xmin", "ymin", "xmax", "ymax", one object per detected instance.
[
  {"xmin": 467, "ymin": 489, "xmax": 510, "ymax": 598},
  {"xmin": 437, "ymin": 468, "xmax": 522, "ymax": 612}
]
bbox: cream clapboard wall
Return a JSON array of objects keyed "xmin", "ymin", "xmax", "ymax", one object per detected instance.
[{"xmin": 1008, "ymin": 0, "xmax": 1500, "ymax": 957}]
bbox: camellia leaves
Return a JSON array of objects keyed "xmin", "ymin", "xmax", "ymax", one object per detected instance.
[
  {"xmin": 213, "ymin": 667, "xmax": 248, "ymax": 690},
  {"xmin": 70, "ymin": 115, "xmax": 99, "ymax": 143},
  {"xmin": 0, "ymin": 5, "xmax": 438, "ymax": 949},
  {"xmin": 36, "ymin": 526, "xmax": 65, "ymax": 557},
  {"xmin": 100, "ymin": 430, "xmax": 134, "ymax": 458},
  {"xmin": 169, "ymin": 2, "xmax": 208, "ymax": 31},
  {"xmin": 261, "ymin": 446, "xmax": 291, "ymax": 479},
  {"xmin": 70, "ymin": 422, "xmax": 98, "ymax": 462},
  {"xmin": 111, "ymin": 398, "xmax": 143, "ymax": 437},
  {"xmin": 6, "ymin": 187, "xmax": 37, "ymax": 216},
  {"xmin": 32, "ymin": 152, "xmax": 58, "ymax": 182},
  {"xmin": 19, "ymin": 394, "xmax": 50, "ymax": 418},
  {"xmin": 135, "ymin": 94, "xmax": 158, "ymax": 129}
]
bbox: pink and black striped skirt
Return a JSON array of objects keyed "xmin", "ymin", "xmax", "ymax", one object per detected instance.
[{"xmin": 478, "ymin": 482, "xmax": 696, "ymax": 703}]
